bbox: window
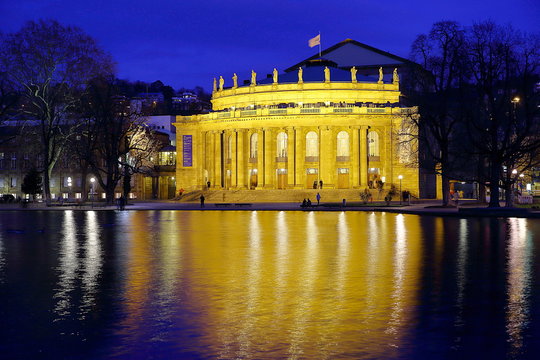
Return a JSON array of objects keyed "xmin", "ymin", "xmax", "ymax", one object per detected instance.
[
  {"xmin": 306, "ymin": 131, "xmax": 318, "ymax": 157},
  {"xmin": 337, "ymin": 131, "xmax": 350, "ymax": 157},
  {"xmin": 277, "ymin": 132, "xmax": 287, "ymax": 157},
  {"xmin": 250, "ymin": 133, "xmax": 258, "ymax": 158},
  {"xmin": 368, "ymin": 131, "xmax": 379, "ymax": 157},
  {"xmin": 10, "ymin": 177, "xmax": 17, "ymax": 187},
  {"xmin": 10, "ymin": 152, "xmax": 16, "ymax": 170}
]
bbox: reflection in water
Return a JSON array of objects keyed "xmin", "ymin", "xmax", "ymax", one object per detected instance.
[
  {"xmin": 454, "ymin": 219, "xmax": 469, "ymax": 337},
  {"xmin": 3, "ymin": 211, "xmax": 540, "ymax": 359},
  {"xmin": 0, "ymin": 232, "xmax": 4, "ymax": 284},
  {"xmin": 54, "ymin": 211, "xmax": 78, "ymax": 318},
  {"xmin": 81, "ymin": 211, "xmax": 102, "ymax": 316},
  {"xmin": 387, "ymin": 214, "xmax": 408, "ymax": 339},
  {"xmin": 506, "ymin": 218, "xmax": 533, "ymax": 357}
]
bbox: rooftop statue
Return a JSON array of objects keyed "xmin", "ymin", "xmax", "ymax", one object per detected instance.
[
  {"xmin": 273, "ymin": 68, "xmax": 278, "ymax": 84},
  {"xmin": 251, "ymin": 70, "xmax": 257, "ymax": 86},
  {"xmin": 298, "ymin": 67, "xmax": 303, "ymax": 83},
  {"xmin": 378, "ymin": 67, "xmax": 383, "ymax": 83},
  {"xmin": 393, "ymin": 68, "xmax": 399, "ymax": 84},
  {"xmin": 232, "ymin": 73, "xmax": 238, "ymax": 88},
  {"xmin": 351, "ymin": 66, "xmax": 357, "ymax": 83},
  {"xmin": 324, "ymin": 66, "xmax": 330, "ymax": 82},
  {"xmin": 219, "ymin": 76, "xmax": 224, "ymax": 91},
  {"xmin": 213, "ymin": 77, "xmax": 217, "ymax": 92}
]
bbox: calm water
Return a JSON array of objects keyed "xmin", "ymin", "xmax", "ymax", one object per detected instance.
[{"xmin": 0, "ymin": 210, "xmax": 540, "ymax": 359}]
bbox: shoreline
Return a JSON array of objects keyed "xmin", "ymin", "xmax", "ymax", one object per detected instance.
[{"xmin": 1, "ymin": 200, "xmax": 539, "ymax": 218}]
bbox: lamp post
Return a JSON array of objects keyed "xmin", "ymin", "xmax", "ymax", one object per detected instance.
[
  {"xmin": 67, "ymin": 176, "xmax": 72, "ymax": 201},
  {"xmin": 90, "ymin": 177, "xmax": 95, "ymax": 208},
  {"xmin": 398, "ymin": 175, "xmax": 403, "ymax": 205},
  {"xmin": 512, "ymin": 169, "xmax": 518, "ymax": 193}
]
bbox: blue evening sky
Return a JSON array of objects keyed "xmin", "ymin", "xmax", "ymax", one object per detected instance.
[{"xmin": 2, "ymin": 0, "xmax": 538, "ymax": 91}]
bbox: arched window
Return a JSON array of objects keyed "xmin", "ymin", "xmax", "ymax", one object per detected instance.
[
  {"xmin": 368, "ymin": 131, "xmax": 379, "ymax": 157},
  {"xmin": 337, "ymin": 131, "xmax": 349, "ymax": 157},
  {"xmin": 306, "ymin": 131, "xmax": 318, "ymax": 157},
  {"xmin": 227, "ymin": 135, "xmax": 232, "ymax": 160},
  {"xmin": 277, "ymin": 132, "xmax": 288, "ymax": 157},
  {"xmin": 250, "ymin": 133, "xmax": 258, "ymax": 158}
]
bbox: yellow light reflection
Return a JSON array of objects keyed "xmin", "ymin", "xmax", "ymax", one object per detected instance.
[
  {"xmin": 80, "ymin": 211, "xmax": 102, "ymax": 316},
  {"xmin": 54, "ymin": 210, "xmax": 78, "ymax": 318},
  {"xmin": 454, "ymin": 219, "xmax": 468, "ymax": 332},
  {"xmin": 506, "ymin": 217, "xmax": 532, "ymax": 356}
]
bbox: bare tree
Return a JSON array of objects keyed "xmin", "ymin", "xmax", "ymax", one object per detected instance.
[
  {"xmin": 79, "ymin": 76, "xmax": 159, "ymax": 204},
  {"xmin": 408, "ymin": 21, "xmax": 470, "ymax": 206},
  {"xmin": 466, "ymin": 22, "xmax": 540, "ymax": 207},
  {"xmin": 0, "ymin": 20, "xmax": 114, "ymax": 203}
]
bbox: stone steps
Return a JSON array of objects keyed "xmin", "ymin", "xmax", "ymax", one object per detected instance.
[{"xmin": 179, "ymin": 189, "xmax": 388, "ymax": 203}]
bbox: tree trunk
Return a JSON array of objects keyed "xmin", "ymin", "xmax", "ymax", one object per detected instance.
[
  {"xmin": 441, "ymin": 175, "xmax": 450, "ymax": 207},
  {"xmin": 80, "ymin": 165, "xmax": 89, "ymax": 202},
  {"xmin": 504, "ymin": 183, "xmax": 515, "ymax": 208},
  {"xmin": 488, "ymin": 162, "xmax": 500, "ymax": 208}
]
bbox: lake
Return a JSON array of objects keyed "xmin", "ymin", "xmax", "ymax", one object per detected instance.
[{"xmin": 0, "ymin": 210, "xmax": 539, "ymax": 359}]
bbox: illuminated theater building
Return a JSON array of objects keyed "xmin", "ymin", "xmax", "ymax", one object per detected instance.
[{"xmin": 174, "ymin": 39, "xmax": 419, "ymax": 198}]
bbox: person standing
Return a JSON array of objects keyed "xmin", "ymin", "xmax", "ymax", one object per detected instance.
[
  {"xmin": 316, "ymin": 192, "xmax": 321, "ymax": 205},
  {"xmin": 200, "ymin": 194, "xmax": 205, "ymax": 208}
]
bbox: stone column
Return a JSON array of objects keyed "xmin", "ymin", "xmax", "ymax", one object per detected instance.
[
  {"xmin": 230, "ymin": 130, "xmax": 238, "ymax": 188},
  {"xmin": 286, "ymin": 126, "xmax": 295, "ymax": 187},
  {"xmin": 236, "ymin": 129, "xmax": 246, "ymax": 189},
  {"xmin": 263, "ymin": 128, "xmax": 274, "ymax": 188},
  {"xmin": 256, "ymin": 129, "xmax": 264, "ymax": 189},
  {"xmin": 359, "ymin": 125, "xmax": 369, "ymax": 187},
  {"xmin": 319, "ymin": 126, "xmax": 334, "ymax": 188},
  {"xmin": 351, "ymin": 126, "xmax": 360, "ymax": 187},
  {"xmin": 295, "ymin": 127, "xmax": 305, "ymax": 188},
  {"xmin": 215, "ymin": 131, "xmax": 223, "ymax": 188}
]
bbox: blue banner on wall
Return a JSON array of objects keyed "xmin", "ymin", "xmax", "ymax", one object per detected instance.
[{"xmin": 183, "ymin": 135, "xmax": 192, "ymax": 167}]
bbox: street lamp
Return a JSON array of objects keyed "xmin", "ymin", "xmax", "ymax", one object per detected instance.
[
  {"xmin": 398, "ymin": 175, "xmax": 403, "ymax": 205},
  {"xmin": 67, "ymin": 176, "xmax": 72, "ymax": 200},
  {"xmin": 90, "ymin": 177, "xmax": 95, "ymax": 208}
]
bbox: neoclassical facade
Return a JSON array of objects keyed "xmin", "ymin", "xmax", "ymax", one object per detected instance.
[{"xmin": 174, "ymin": 58, "xmax": 419, "ymax": 195}]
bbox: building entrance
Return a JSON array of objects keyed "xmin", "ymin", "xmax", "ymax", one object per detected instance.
[
  {"xmin": 306, "ymin": 168, "xmax": 318, "ymax": 189},
  {"xmin": 277, "ymin": 169, "xmax": 287, "ymax": 189},
  {"xmin": 337, "ymin": 168, "xmax": 350, "ymax": 189}
]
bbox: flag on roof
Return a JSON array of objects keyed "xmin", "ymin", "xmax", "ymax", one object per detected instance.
[{"xmin": 308, "ymin": 34, "xmax": 320, "ymax": 48}]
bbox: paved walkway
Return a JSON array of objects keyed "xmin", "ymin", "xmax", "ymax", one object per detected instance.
[{"xmin": 1, "ymin": 199, "xmax": 538, "ymax": 218}]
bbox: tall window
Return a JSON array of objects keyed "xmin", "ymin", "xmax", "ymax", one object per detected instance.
[
  {"xmin": 306, "ymin": 131, "xmax": 318, "ymax": 157},
  {"xmin": 227, "ymin": 135, "xmax": 232, "ymax": 160},
  {"xmin": 250, "ymin": 133, "xmax": 258, "ymax": 158},
  {"xmin": 337, "ymin": 131, "xmax": 349, "ymax": 157},
  {"xmin": 368, "ymin": 131, "xmax": 379, "ymax": 157},
  {"xmin": 277, "ymin": 132, "xmax": 287, "ymax": 157}
]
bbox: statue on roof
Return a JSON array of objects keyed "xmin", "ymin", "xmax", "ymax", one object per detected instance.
[
  {"xmin": 213, "ymin": 77, "xmax": 217, "ymax": 92},
  {"xmin": 378, "ymin": 67, "xmax": 383, "ymax": 83},
  {"xmin": 324, "ymin": 66, "xmax": 330, "ymax": 83},
  {"xmin": 351, "ymin": 66, "xmax": 357, "ymax": 83},
  {"xmin": 273, "ymin": 68, "xmax": 278, "ymax": 84},
  {"xmin": 393, "ymin": 68, "xmax": 400, "ymax": 84},
  {"xmin": 298, "ymin": 67, "xmax": 303, "ymax": 83},
  {"xmin": 232, "ymin": 73, "xmax": 238, "ymax": 88},
  {"xmin": 251, "ymin": 70, "xmax": 257, "ymax": 86},
  {"xmin": 219, "ymin": 76, "xmax": 224, "ymax": 91}
]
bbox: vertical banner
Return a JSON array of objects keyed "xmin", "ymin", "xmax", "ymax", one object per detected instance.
[{"xmin": 182, "ymin": 135, "xmax": 192, "ymax": 167}]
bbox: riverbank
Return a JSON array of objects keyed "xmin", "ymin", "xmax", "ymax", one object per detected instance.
[{"xmin": 1, "ymin": 199, "xmax": 539, "ymax": 218}]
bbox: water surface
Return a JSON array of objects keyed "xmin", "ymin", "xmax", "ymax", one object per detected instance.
[{"xmin": 0, "ymin": 210, "xmax": 539, "ymax": 359}]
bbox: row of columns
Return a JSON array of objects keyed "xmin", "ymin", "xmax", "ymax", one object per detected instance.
[{"xmin": 201, "ymin": 125, "xmax": 388, "ymax": 190}]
